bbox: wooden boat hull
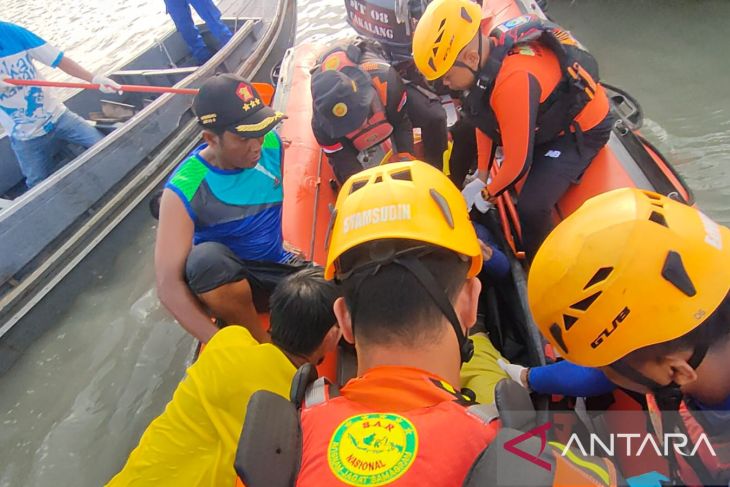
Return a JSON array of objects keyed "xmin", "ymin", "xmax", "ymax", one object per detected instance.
[{"xmin": 0, "ymin": 0, "xmax": 297, "ymax": 375}]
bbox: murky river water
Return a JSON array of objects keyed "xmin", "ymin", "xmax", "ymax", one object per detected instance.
[{"xmin": 1, "ymin": 0, "xmax": 728, "ymax": 485}]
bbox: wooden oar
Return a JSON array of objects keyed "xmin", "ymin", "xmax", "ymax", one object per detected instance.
[{"xmin": 3, "ymin": 79, "xmax": 276, "ymax": 104}]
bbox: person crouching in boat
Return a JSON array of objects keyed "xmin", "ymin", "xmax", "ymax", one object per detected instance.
[
  {"xmin": 155, "ymin": 74, "xmax": 305, "ymax": 343},
  {"xmin": 310, "ymin": 40, "xmax": 448, "ymax": 185},
  {"xmin": 240, "ymin": 160, "xmax": 501, "ymax": 485},
  {"xmin": 106, "ymin": 267, "xmax": 341, "ymax": 487},
  {"xmin": 343, "ymin": 1, "xmax": 481, "ymax": 190},
  {"xmin": 412, "ymin": 0, "xmax": 614, "ymax": 261},
  {"xmin": 528, "ymin": 188, "xmax": 730, "ymax": 486}
]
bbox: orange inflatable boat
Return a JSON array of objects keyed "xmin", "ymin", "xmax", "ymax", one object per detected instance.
[
  {"xmin": 270, "ymin": 0, "xmax": 693, "ymax": 480},
  {"xmin": 274, "ymin": 0, "xmax": 692, "ymax": 366}
]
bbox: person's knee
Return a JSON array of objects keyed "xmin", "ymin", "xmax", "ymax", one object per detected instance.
[
  {"xmin": 516, "ymin": 195, "xmax": 551, "ymax": 225},
  {"xmin": 332, "ymin": 162, "xmax": 359, "ymax": 185},
  {"xmin": 12, "ymin": 138, "xmax": 53, "ymax": 187},
  {"xmin": 185, "ymin": 241, "xmax": 241, "ymax": 293},
  {"xmin": 55, "ymin": 111, "xmax": 103, "ymax": 147},
  {"xmin": 165, "ymin": 0, "xmax": 193, "ymax": 23},
  {"xmin": 202, "ymin": 276, "xmax": 253, "ymax": 302}
]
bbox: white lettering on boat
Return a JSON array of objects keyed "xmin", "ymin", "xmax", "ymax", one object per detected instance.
[
  {"xmin": 342, "ymin": 204, "xmax": 411, "ymax": 233},
  {"xmin": 349, "ymin": 14, "xmax": 395, "ymax": 40}
]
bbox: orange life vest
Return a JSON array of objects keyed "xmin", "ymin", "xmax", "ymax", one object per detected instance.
[
  {"xmin": 646, "ymin": 394, "xmax": 730, "ymax": 486},
  {"xmin": 296, "ymin": 377, "xmax": 500, "ymax": 486}
]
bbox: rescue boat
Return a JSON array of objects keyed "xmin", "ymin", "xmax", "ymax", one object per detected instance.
[{"xmin": 272, "ymin": 0, "xmax": 692, "ymax": 480}]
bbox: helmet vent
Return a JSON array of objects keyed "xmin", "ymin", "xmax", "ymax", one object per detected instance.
[
  {"xmin": 563, "ymin": 314, "xmax": 578, "ymax": 331},
  {"xmin": 349, "ymin": 179, "xmax": 367, "ymax": 194},
  {"xmin": 570, "ymin": 291, "xmax": 601, "ymax": 311},
  {"xmin": 583, "ymin": 267, "xmax": 613, "ymax": 289},
  {"xmin": 644, "ymin": 191, "xmax": 661, "ymax": 200},
  {"xmin": 661, "ymin": 250, "xmax": 697, "ymax": 297},
  {"xmin": 390, "ymin": 168, "xmax": 413, "ymax": 181},
  {"xmin": 460, "ymin": 6, "xmax": 474, "ymax": 22},
  {"xmin": 549, "ymin": 323, "xmax": 568, "ymax": 354},
  {"xmin": 649, "ymin": 211, "xmax": 668, "ymax": 227},
  {"xmin": 429, "ymin": 188, "xmax": 455, "ymax": 229},
  {"xmin": 374, "ymin": 175, "xmax": 383, "ymax": 184},
  {"xmin": 435, "ymin": 22, "xmax": 445, "ymax": 45}
]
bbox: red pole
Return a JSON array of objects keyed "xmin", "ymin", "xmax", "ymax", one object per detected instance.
[
  {"xmin": 4, "ymin": 78, "xmax": 199, "ymax": 95},
  {"xmin": 3, "ymin": 79, "xmax": 276, "ymax": 104}
]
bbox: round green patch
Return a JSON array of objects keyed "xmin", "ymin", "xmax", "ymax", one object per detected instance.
[{"xmin": 327, "ymin": 413, "xmax": 419, "ymax": 486}]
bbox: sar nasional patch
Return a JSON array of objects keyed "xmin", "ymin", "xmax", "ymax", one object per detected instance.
[{"xmin": 328, "ymin": 413, "xmax": 418, "ymax": 486}]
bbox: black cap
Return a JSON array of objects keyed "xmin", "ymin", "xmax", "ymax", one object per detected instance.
[
  {"xmin": 193, "ymin": 73, "xmax": 283, "ymax": 138},
  {"xmin": 311, "ymin": 65, "xmax": 374, "ymax": 139}
]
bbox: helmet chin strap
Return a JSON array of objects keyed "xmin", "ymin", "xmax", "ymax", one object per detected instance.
[
  {"xmin": 393, "ymin": 255, "xmax": 474, "ymax": 363},
  {"xmin": 610, "ymin": 343, "xmax": 713, "ymax": 485},
  {"xmin": 339, "ymin": 247, "xmax": 474, "ymax": 364},
  {"xmin": 452, "ymin": 32, "xmax": 483, "ymax": 80},
  {"xmin": 610, "ymin": 343, "xmax": 712, "ymax": 485},
  {"xmin": 609, "ymin": 343, "xmax": 710, "ymax": 410}
]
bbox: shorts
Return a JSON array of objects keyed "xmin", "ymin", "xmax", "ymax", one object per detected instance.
[{"xmin": 185, "ymin": 241, "xmax": 307, "ymax": 312}]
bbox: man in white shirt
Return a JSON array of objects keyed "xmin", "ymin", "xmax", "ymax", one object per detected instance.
[{"xmin": 0, "ymin": 21, "xmax": 121, "ymax": 188}]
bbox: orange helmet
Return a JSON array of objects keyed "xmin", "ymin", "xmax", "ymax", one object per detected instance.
[
  {"xmin": 528, "ymin": 188, "xmax": 730, "ymax": 367},
  {"xmin": 412, "ymin": 0, "xmax": 483, "ymax": 81},
  {"xmin": 324, "ymin": 160, "xmax": 482, "ymax": 280}
]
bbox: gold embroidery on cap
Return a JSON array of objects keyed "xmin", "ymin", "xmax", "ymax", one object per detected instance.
[
  {"xmin": 199, "ymin": 113, "xmax": 217, "ymax": 124},
  {"xmin": 234, "ymin": 112, "xmax": 284, "ymax": 132},
  {"xmin": 242, "ymin": 98, "xmax": 262, "ymax": 111}
]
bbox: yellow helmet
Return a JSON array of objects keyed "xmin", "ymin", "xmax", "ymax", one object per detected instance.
[
  {"xmin": 324, "ymin": 160, "xmax": 482, "ymax": 280},
  {"xmin": 528, "ymin": 188, "xmax": 730, "ymax": 367},
  {"xmin": 412, "ymin": 0, "xmax": 483, "ymax": 81}
]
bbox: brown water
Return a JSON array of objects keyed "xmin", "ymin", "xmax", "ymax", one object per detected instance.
[
  {"xmin": 1, "ymin": 0, "xmax": 728, "ymax": 486},
  {"xmin": 549, "ymin": 0, "xmax": 730, "ymax": 223}
]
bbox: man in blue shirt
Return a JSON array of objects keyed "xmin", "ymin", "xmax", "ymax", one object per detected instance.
[
  {"xmin": 155, "ymin": 74, "xmax": 304, "ymax": 343},
  {"xmin": 0, "ymin": 21, "xmax": 121, "ymax": 188}
]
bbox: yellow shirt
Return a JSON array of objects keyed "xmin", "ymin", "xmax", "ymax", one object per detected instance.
[
  {"xmin": 460, "ymin": 332, "xmax": 509, "ymax": 404},
  {"xmin": 106, "ymin": 327, "xmax": 296, "ymax": 487}
]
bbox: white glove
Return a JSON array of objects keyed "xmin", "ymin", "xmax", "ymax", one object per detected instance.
[
  {"xmin": 92, "ymin": 74, "xmax": 122, "ymax": 94},
  {"xmin": 461, "ymin": 177, "xmax": 492, "ymax": 213},
  {"xmin": 497, "ymin": 358, "xmax": 530, "ymax": 390}
]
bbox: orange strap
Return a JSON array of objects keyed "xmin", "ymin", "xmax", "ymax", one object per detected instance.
[{"xmin": 490, "ymin": 165, "xmax": 525, "ymax": 260}]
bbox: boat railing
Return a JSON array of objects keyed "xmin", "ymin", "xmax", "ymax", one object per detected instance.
[{"xmin": 110, "ymin": 66, "xmax": 199, "ymax": 91}]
